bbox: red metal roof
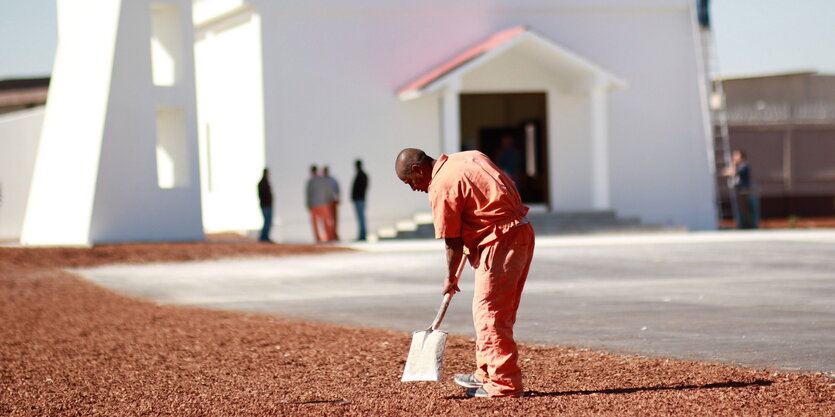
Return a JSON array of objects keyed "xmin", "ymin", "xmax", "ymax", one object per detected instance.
[{"xmin": 397, "ymin": 26, "xmax": 528, "ymax": 99}]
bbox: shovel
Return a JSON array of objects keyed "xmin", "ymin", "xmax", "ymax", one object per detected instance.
[{"xmin": 401, "ymin": 256, "xmax": 467, "ymax": 382}]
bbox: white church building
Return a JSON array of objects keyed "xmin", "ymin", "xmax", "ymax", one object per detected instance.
[{"xmin": 0, "ymin": 0, "xmax": 718, "ymax": 245}]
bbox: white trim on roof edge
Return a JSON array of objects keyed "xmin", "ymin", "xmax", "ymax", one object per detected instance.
[{"xmin": 398, "ymin": 28, "xmax": 626, "ymax": 101}]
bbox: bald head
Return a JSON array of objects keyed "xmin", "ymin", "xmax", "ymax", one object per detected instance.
[
  {"xmin": 395, "ymin": 148, "xmax": 428, "ymax": 177},
  {"xmin": 395, "ymin": 148, "xmax": 435, "ymax": 193}
]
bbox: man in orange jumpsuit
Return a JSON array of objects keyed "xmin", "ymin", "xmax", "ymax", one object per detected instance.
[{"xmin": 395, "ymin": 148, "xmax": 535, "ymax": 398}]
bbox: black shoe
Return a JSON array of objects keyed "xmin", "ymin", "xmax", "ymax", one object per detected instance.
[
  {"xmin": 465, "ymin": 387, "xmax": 524, "ymax": 398},
  {"xmin": 454, "ymin": 374, "xmax": 483, "ymax": 389},
  {"xmin": 465, "ymin": 387, "xmax": 490, "ymax": 398}
]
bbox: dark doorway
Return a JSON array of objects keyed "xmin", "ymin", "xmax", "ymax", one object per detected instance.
[{"xmin": 460, "ymin": 93, "xmax": 548, "ymax": 205}]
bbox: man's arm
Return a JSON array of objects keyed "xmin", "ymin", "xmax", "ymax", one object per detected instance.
[
  {"xmin": 722, "ymin": 160, "xmax": 738, "ymax": 177},
  {"xmin": 443, "ymin": 237, "xmax": 465, "ymax": 295}
]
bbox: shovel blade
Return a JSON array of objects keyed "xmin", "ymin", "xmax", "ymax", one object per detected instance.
[{"xmin": 401, "ymin": 329, "xmax": 448, "ymax": 382}]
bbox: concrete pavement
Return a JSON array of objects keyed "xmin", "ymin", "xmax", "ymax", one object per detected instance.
[{"xmin": 76, "ymin": 230, "xmax": 835, "ymax": 374}]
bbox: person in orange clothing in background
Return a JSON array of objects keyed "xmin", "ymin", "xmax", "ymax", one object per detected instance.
[
  {"xmin": 395, "ymin": 148, "xmax": 535, "ymax": 398},
  {"xmin": 305, "ymin": 165, "xmax": 337, "ymax": 243},
  {"xmin": 323, "ymin": 166, "xmax": 341, "ymax": 240}
]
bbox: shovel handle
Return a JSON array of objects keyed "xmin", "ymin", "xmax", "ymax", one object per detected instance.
[{"xmin": 430, "ymin": 256, "xmax": 468, "ymax": 331}]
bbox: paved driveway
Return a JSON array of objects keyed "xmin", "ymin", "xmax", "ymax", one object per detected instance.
[{"xmin": 77, "ymin": 230, "xmax": 835, "ymax": 373}]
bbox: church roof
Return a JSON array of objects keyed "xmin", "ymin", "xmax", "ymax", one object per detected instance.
[{"xmin": 397, "ymin": 25, "xmax": 625, "ymax": 100}]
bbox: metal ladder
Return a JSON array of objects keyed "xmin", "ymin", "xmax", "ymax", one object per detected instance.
[{"xmin": 699, "ymin": 26, "xmax": 737, "ymax": 227}]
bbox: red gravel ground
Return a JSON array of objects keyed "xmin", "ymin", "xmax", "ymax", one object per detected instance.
[{"xmin": 1, "ymin": 242, "xmax": 833, "ymax": 416}]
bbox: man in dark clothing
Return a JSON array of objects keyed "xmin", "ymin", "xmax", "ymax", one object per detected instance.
[
  {"xmin": 351, "ymin": 159, "xmax": 369, "ymax": 241},
  {"xmin": 697, "ymin": 0, "xmax": 710, "ymax": 28},
  {"xmin": 257, "ymin": 168, "xmax": 273, "ymax": 242},
  {"xmin": 494, "ymin": 135, "xmax": 522, "ymax": 191},
  {"xmin": 729, "ymin": 150, "xmax": 758, "ymax": 229}
]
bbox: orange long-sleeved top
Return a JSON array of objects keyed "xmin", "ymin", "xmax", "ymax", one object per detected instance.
[{"xmin": 428, "ymin": 151, "xmax": 529, "ymax": 255}]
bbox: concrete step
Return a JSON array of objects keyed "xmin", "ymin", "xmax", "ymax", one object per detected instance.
[{"xmin": 378, "ymin": 210, "xmax": 680, "ymax": 240}]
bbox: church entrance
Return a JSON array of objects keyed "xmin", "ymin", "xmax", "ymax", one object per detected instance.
[{"xmin": 459, "ymin": 93, "xmax": 549, "ymax": 205}]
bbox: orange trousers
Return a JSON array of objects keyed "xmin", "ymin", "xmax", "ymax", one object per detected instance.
[
  {"xmin": 331, "ymin": 201, "xmax": 340, "ymax": 240},
  {"xmin": 472, "ymin": 223, "xmax": 534, "ymax": 396},
  {"xmin": 310, "ymin": 204, "xmax": 336, "ymax": 242}
]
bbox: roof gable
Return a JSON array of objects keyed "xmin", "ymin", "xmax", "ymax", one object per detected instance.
[{"xmin": 397, "ymin": 26, "xmax": 625, "ymax": 101}]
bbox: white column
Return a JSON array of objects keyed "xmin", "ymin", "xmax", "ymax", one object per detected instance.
[
  {"xmin": 440, "ymin": 77, "xmax": 461, "ymax": 155},
  {"xmin": 24, "ymin": 0, "xmax": 204, "ymax": 245},
  {"xmin": 21, "ymin": 0, "xmax": 122, "ymax": 245},
  {"xmin": 590, "ymin": 86, "xmax": 610, "ymax": 210},
  {"xmin": 546, "ymin": 89, "xmax": 562, "ymax": 211}
]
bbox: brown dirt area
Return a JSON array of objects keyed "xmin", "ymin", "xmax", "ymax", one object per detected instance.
[{"xmin": 1, "ymin": 242, "xmax": 833, "ymax": 416}]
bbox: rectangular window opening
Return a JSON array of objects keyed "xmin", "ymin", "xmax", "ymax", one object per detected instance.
[
  {"xmin": 150, "ymin": 3, "xmax": 183, "ymax": 86},
  {"xmin": 156, "ymin": 107, "xmax": 189, "ymax": 188}
]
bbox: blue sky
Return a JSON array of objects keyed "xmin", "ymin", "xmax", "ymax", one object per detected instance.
[
  {"xmin": 0, "ymin": 0, "xmax": 57, "ymax": 79},
  {"xmin": 711, "ymin": 0, "xmax": 835, "ymax": 77},
  {"xmin": 1, "ymin": 0, "xmax": 834, "ymax": 79}
]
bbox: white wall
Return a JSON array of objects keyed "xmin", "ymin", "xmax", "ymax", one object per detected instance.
[
  {"xmin": 21, "ymin": 0, "xmax": 122, "ymax": 245},
  {"xmin": 194, "ymin": 6, "xmax": 266, "ymax": 234},
  {"xmin": 597, "ymin": 9, "xmax": 716, "ymax": 229},
  {"xmin": 242, "ymin": 0, "xmax": 714, "ymax": 242},
  {"xmin": 0, "ymin": 107, "xmax": 44, "ymax": 240},
  {"xmin": 550, "ymin": 92, "xmax": 595, "ymax": 210},
  {"xmin": 193, "ymin": 0, "xmax": 247, "ymax": 24},
  {"xmin": 257, "ymin": 1, "xmax": 450, "ymax": 242}
]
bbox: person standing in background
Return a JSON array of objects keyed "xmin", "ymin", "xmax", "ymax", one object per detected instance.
[
  {"xmin": 724, "ymin": 149, "xmax": 759, "ymax": 229},
  {"xmin": 323, "ymin": 166, "xmax": 341, "ymax": 241},
  {"xmin": 257, "ymin": 168, "xmax": 273, "ymax": 243},
  {"xmin": 493, "ymin": 135, "xmax": 522, "ymax": 191},
  {"xmin": 351, "ymin": 159, "xmax": 369, "ymax": 241},
  {"xmin": 306, "ymin": 165, "xmax": 336, "ymax": 243}
]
